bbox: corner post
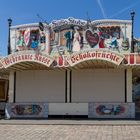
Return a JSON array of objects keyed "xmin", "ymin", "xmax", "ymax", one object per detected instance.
[{"xmin": 7, "ymin": 18, "xmax": 12, "ymax": 55}]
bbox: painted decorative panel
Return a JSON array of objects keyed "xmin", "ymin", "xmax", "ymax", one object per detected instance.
[
  {"xmin": 5, "ymin": 103, "xmax": 48, "ymax": 119},
  {"xmin": 10, "ymin": 18, "xmax": 131, "ymax": 56},
  {"xmin": 88, "ymin": 102, "xmax": 135, "ymax": 118}
]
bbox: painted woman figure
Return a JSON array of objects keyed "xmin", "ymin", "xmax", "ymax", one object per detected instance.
[
  {"xmin": 17, "ymin": 35, "xmax": 24, "ymax": 46},
  {"xmin": 72, "ymin": 28, "xmax": 81, "ymax": 52},
  {"xmin": 17, "ymin": 31, "xmax": 25, "ymax": 50},
  {"xmin": 99, "ymin": 32, "xmax": 105, "ymax": 48}
]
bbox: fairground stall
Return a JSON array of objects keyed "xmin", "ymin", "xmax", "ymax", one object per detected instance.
[{"xmin": 1, "ymin": 17, "xmax": 140, "ymax": 119}]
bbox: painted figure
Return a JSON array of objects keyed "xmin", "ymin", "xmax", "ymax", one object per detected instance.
[
  {"xmin": 31, "ymin": 36, "xmax": 39, "ymax": 49},
  {"xmin": 64, "ymin": 30, "xmax": 73, "ymax": 52},
  {"xmin": 17, "ymin": 35, "xmax": 24, "ymax": 46},
  {"xmin": 111, "ymin": 37, "xmax": 120, "ymax": 52},
  {"xmin": 99, "ymin": 32, "xmax": 105, "ymax": 48},
  {"xmin": 39, "ymin": 30, "xmax": 46, "ymax": 52},
  {"xmin": 72, "ymin": 28, "xmax": 81, "ymax": 52},
  {"xmin": 17, "ymin": 31, "xmax": 25, "ymax": 50},
  {"xmin": 106, "ymin": 36, "xmax": 120, "ymax": 52}
]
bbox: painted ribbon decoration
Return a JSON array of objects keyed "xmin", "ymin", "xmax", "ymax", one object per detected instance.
[{"xmin": 24, "ymin": 28, "xmax": 30, "ymax": 46}]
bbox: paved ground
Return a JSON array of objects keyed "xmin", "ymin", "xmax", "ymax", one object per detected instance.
[
  {"xmin": 0, "ymin": 124, "xmax": 140, "ymax": 140},
  {"xmin": 0, "ymin": 120, "xmax": 140, "ymax": 140}
]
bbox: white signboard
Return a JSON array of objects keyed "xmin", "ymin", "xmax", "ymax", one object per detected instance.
[
  {"xmin": 67, "ymin": 49, "xmax": 125, "ymax": 66},
  {"xmin": 0, "ymin": 51, "xmax": 54, "ymax": 68}
]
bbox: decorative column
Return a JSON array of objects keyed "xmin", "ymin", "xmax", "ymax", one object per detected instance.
[
  {"xmin": 8, "ymin": 71, "xmax": 15, "ymax": 103},
  {"xmin": 46, "ymin": 28, "xmax": 50, "ymax": 54},
  {"xmin": 126, "ymin": 69, "xmax": 132, "ymax": 102},
  {"xmin": 58, "ymin": 28, "xmax": 61, "ymax": 46}
]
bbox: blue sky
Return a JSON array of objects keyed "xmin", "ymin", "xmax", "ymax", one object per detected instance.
[{"xmin": 0, "ymin": 0, "xmax": 140, "ymax": 55}]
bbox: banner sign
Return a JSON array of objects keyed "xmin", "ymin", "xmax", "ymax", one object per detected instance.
[
  {"xmin": 67, "ymin": 49, "xmax": 124, "ymax": 66},
  {"xmin": 88, "ymin": 102, "xmax": 135, "ymax": 118},
  {"xmin": 0, "ymin": 51, "xmax": 54, "ymax": 68},
  {"xmin": 50, "ymin": 17, "xmax": 87, "ymax": 28}
]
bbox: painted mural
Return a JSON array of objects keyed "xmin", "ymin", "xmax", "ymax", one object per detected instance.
[
  {"xmin": 88, "ymin": 103, "xmax": 135, "ymax": 118},
  {"xmin": 10, "ymin": 18, "xmax": 131, "ymax": 56},
  {"xmin": 49, "ymin": 23, "xmax": 130, "ymax": 55},
  {"xmin": 9, "ymin": 18, "xmax": 132, "ymax": 67},
  {"xmin": 5, "ymin": 103, "xmax": 48, "ymax": 119}
]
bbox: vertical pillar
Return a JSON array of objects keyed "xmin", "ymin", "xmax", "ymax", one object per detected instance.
[
  {"xmin": 126, "ymin": 69, "xmax": 132, "ymax": 102},
  {"xmin": 67, "ymin": 70, "xmax": 71, "ymax": 103},
  {"xmin": 8, "ymin": 71, "xmax": 15, "ymax": 103}
]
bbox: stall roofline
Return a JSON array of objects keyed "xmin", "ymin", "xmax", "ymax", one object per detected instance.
[{"xmin": 10, "ymin": 19, "xmax": 131, "ymax": 30}]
